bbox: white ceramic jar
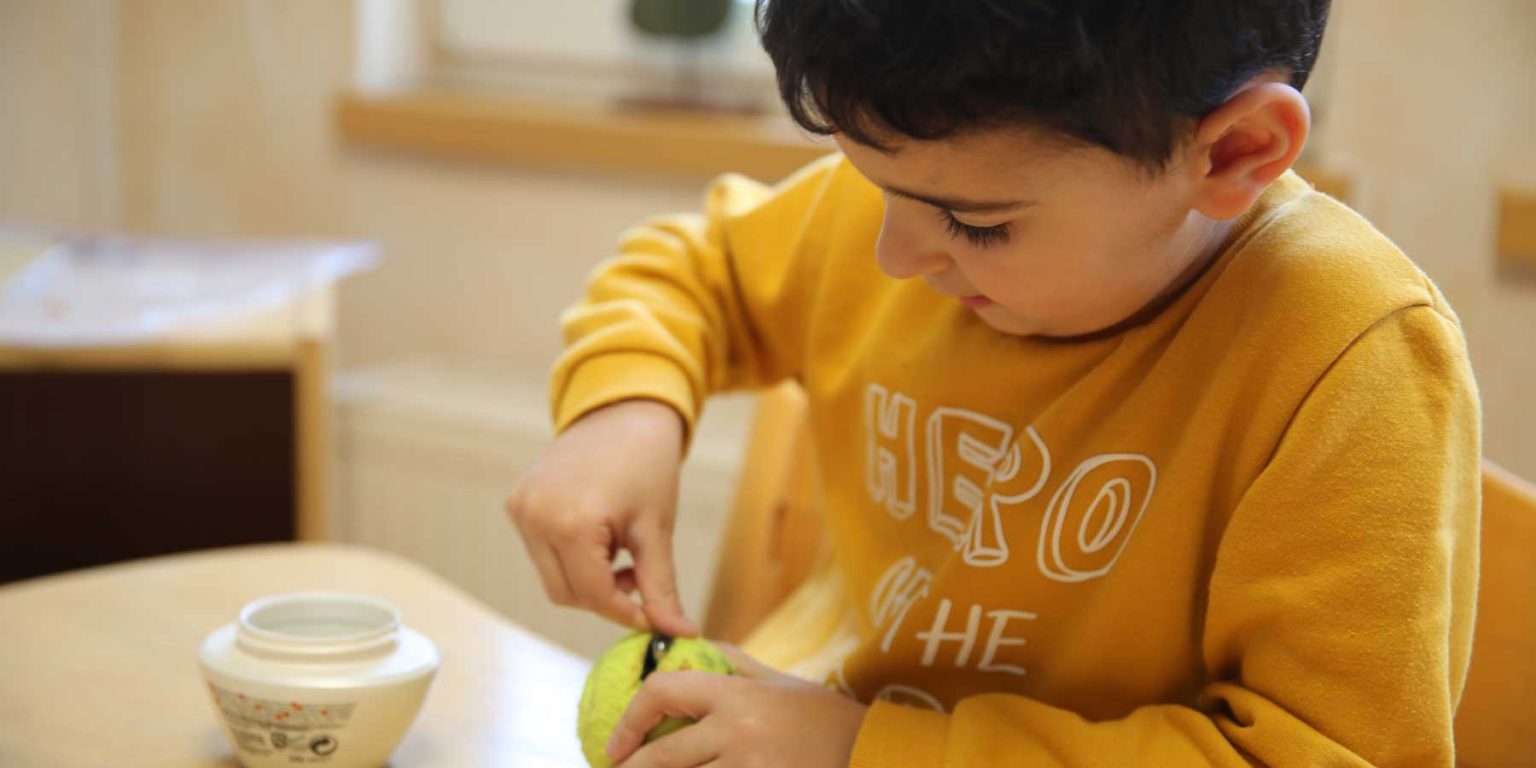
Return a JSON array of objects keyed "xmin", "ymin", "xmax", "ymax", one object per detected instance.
[{"xmin": 199, "ymin": 592, "xmax": 441, "ymax": 768}]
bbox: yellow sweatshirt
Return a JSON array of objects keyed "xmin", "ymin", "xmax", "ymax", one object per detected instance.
[{"xmin": 551, "ymin": 154, "xmax": 1481, "ymax": 767}]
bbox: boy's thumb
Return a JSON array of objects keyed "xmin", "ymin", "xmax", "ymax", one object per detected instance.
[{"xmin": 629, "ymin": 522, "xmax": 699, "ymax": 638}]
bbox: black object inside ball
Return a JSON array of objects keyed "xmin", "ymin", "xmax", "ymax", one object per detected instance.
[{"xmin": 640, "ymin": 633, "xmax": 673, "ymax": 680}]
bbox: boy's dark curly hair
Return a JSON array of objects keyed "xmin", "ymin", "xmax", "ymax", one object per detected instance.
[{"xmin": 757, "ymin": 0, "xmax": 1332, "ymax": 170}]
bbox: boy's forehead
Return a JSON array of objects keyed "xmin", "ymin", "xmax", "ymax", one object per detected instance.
[{"xmin": 836, "ymin": 127, "xmax": 1084, "ymax": 192}]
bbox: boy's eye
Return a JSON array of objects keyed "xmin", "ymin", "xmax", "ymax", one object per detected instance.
[{"xmin": 940, "ymin": 210, "xmax": 1011, "ymax": 248}]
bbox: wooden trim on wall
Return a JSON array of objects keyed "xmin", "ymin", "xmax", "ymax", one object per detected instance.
[
  {"xmin": 0, "ymin": 342, "xmax": 297, "ymax": 372},
  {"xmin": 292, "ymin": 338, "xmax": 332, "ymax": 541},
  {"xmin": 335, "ymin": 89, "xmax": 834, "ymax": 181},
  {"xmin": 1498, "ymin": 188, "xmax": 1536, "ymax": 272}
]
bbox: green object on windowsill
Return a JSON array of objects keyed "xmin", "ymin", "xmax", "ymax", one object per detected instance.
[{"xmin": 630, "ymin": 0, "xmax": 733, "ymax": 40}]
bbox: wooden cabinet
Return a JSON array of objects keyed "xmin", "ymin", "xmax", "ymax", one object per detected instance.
[{"xmin": 0, "ymin": 295, "xmax": 334, "ymax": 584}]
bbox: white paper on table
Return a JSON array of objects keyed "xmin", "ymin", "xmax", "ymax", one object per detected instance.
[{"xmin": 0, "ymin": 236, "xmax": 378, "ymax": 347}]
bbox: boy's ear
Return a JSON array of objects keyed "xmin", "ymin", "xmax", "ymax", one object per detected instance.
[{"xmin": 1187, "ymin": 81, "xmax": 1311, "ymax": 220}]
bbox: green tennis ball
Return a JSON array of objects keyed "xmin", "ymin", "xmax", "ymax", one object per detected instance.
[{"xmin": 576, "ymin": 632, "xmax": 735, "ymax": 768}]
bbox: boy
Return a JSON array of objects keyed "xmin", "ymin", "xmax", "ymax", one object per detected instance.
[{"xmin": 509, "ymin": 1, "xmax": 1480, "ymax": 765}]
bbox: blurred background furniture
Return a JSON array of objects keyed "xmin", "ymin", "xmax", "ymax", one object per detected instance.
[
  {"xmin": 1454, "ymin": 463, "xmax": 1536, "ymax": 768},
  {"xmin": 0, "ymin": 274, "xmax": 337, "ymax": 584},
  {"xmin": 703, "ymin": 381, "xmax": 824, "ymax": 644}
]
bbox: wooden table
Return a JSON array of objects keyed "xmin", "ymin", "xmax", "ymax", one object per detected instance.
[{"xmin": 0, "ymin": 543, "xmax": 591, "ymax": 767}]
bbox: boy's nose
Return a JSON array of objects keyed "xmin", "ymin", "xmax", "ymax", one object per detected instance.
[{"xmin": 876, "ymin": 209, "xmax": 950, "ymax": 279}]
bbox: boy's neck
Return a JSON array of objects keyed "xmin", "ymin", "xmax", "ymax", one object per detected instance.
[
  {"xmin": 1160, "ymin": 215, "xmax": 1239, "ymax": 309},
  {"xmin": 1048, "ymin": 215, "xmax": 1237, "ymax": 343}
]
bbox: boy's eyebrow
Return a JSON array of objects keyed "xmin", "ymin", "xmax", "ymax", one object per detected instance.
[{"xmin": 883, "ymin": 185, "xmax": 1032, "ymax": 214}]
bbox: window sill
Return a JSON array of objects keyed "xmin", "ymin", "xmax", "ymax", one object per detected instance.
[
  {"xmin": 332, "ymin": 89, "xmax": 1352, "ymax": 201},
  {"xmin": 334, "ymin": 88, "xmax": 834, "ymax": 182},
  {"xmin": 1499, "ymin": 188, "xmax": 1536, "ymax": 273}
]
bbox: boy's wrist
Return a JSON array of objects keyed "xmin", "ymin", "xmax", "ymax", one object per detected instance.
[
  {"xmin": 571, "ymin": 398, "xmax": 687, "ymax": 456},
  {"xmin": 552, "ymin": 352, "xmax": 697, "ymax": 442}
]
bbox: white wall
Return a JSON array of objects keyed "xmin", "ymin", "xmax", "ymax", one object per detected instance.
[
  {"xmin": 100, "ymin": 0, "xmax": 706, "ymax": 374},
  {"xmin": 0, "ymin": 0, "xmax": 118, "ymax": 230}
]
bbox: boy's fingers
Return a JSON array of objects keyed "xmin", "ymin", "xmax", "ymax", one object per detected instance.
[
  {"xmin": 590, "ymin": 586, "xmax": 648, "ymax": 631},
  {"xmin": 559, "ymin": 532, "xmax": 648, "ymax": 630},
  {"xmin": 521, "ymin": 538, "xmax": 575, "ymax": 606},
  {"xmin": 615, "ymin": 718, "xmax": 718, "ymax": 768},
  {"xmin": 613, "ymin": 566, "xmax": 639, "ymax": 595},
  {"xmin": 629, "ymin": 522, "xmax": 699, "ymax": 637},
  {"xmin": 606, "ymin": 671, "xmax": 720, "ymax": 763}
]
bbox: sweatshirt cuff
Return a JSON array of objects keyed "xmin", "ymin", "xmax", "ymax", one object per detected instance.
[
  {"xmin": 850, "ymin": 701, "xmax": 949, "ymax": 768},
  {"xmin": 551, "ymin": 352, "xmax": 698, "ymax": 438}
]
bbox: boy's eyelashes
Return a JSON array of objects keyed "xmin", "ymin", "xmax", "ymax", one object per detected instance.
[{"xmin": 939, "ymin": 209, "xmax": 1011, "ymax": 248}]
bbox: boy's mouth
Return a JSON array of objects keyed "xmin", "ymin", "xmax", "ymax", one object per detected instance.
[{"xmin": 960, "ymin": 295, "xmax": 993, "ymax": 309}]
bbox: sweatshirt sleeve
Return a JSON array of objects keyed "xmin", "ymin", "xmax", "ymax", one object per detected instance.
[
  {"xmin": 550, "ymin": 153, "xmax": 844, "ymax": 439},
  {"xmin": 850, "ymin": 304, "xmax": 1482, "ymax": 768}
]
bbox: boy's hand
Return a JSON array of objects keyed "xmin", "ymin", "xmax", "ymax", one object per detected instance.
[
  {"xmin": 506, "ymin": 399, "xmax": 698, "ymax": 636},
  {"xmin": 607, "ymin": 644, "xmax": 868, "ymax": 768}
]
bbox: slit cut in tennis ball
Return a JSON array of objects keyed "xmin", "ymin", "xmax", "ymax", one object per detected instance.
[{"xmin": 576, "ymin": 632, "xmax": 736, "ymax": 768}]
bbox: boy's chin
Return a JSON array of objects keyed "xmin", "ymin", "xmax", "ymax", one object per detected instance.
[
  {"xmin": 972, "ymin": 306, "xmax": 1044, "ymax": 337},
  {"xmin": 976, "ymin": 306, "xmax": 1127, "ymax": 341}
]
